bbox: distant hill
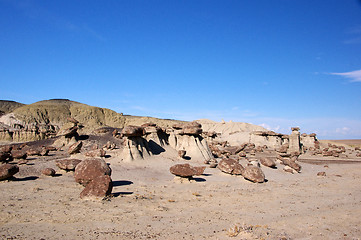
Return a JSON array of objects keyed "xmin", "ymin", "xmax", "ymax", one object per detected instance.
[
  {"xmin": 2, "ymin": 99, "xmax": 183, "ymax": 132},
  {"xmin": 0, "ymin": 100, "xmax": 25, "ymax": 116}
]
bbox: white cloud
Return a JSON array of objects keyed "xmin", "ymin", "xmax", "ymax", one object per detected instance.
[{"xmin": 330, "ymin": 69, "xmax": 361, "ymax": 82}]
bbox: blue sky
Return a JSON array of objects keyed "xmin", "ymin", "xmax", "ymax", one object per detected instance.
[{"xmin": 1, "ymin": 0, "xmax": 361, "ymax": 139}]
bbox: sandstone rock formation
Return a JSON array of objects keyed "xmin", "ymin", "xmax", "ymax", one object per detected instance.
[
  {"xmin": 168, "ymin": 122, "xmax": 213, "ymax": 163},
  {"xmin": 68, "ymin": 141, "xmax": 82, "ymax": 155}
]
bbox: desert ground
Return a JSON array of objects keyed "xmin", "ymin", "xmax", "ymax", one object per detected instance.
[
  {"xmin": 1, "ymin": 100, "xmax": 361, "ymax": 239},
  {"xmin": 1, "ymin": 140, "xmax": 361, "ymax": 240}
]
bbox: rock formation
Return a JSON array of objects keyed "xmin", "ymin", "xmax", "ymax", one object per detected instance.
[
  {"xmin": 168, "ymin": 121, "xmax": 213, "ymax": 163},
  {"xmin": 0, "ymin": 164, "xmax": 19, "ymax": 180}
]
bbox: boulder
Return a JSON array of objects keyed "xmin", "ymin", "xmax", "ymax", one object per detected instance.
[
  {"xmin": 121, "ymin": 126, "xmax": 145, "ymax": 137},
  {"xmin": 260, "ymin": 157, "xmax": 276, "ymax": 168},
  {"xmin": 0, "ymin": 145, "xmax": 12, "ymax": 153},
  {"xmin": 0, "ymin": 164, "xmax": 19, "ymax": 180},
  {"xmin": 84, "ymin": 149, "xmax": 106, "ymax": 158},
  {"xmin": 169, "ymin": 163, "xmax": 203, "ymax": 178},
  {"xmin": 68, "ymin": 141, "xmax": 82, "ymax": 155},
  {"xmin": 243, "ymin": 166, "xmax": 265, "ymax": 183},
  {"xmin": 217, "ymin": 158, "xmax": 244, "ymax": 175},
  {"xmin": 74, "ymin": 158, "xmax": 111, "ymax": 186},
  {"xmin": 0, "ymin": 152, "xmax": 12, "ymax": 162},
  {"xmin": 80, "ymin": 175, "xmax": 113, "ymax": 200},
  {"xmin": 41, "ymin": 168, "xmax": 56, "ymax": 176},
  {"xmin": 281, "ymin": 158, "xmax": 301, "ymax": 172},
  {"xmin": 56, "ymin": 159, "xmax": 82, "ymax": 171},
  {"xmin": 11, "ymin": 150, "xmax": 27, "ymax": 160},
  {"xmin": 317, "ymin": 171, "xmax": 326, "ymax": 176}
]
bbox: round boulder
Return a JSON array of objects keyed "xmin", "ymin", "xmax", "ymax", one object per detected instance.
[
  {"xmin": 80, "ymin": 175, "xmax": 113, "ymax": 200},
  {"xmin": 74, "ymin": 158, "xmax": 111, "ymax": 186},
  {"xmin": 0, "ymin": 164, "xmax": 19, "ymax": 181}
]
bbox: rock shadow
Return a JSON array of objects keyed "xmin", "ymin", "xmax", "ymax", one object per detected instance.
[
  {"xmin": 12, "ymin": 176, "xmax": 39, "ymax": 181},
  {"xmin": 148, "ymin": 140, "xmax": 165, "ymax": 155},
  {"xmin": 112, "ymin": 192, "xmax": 133, "ymax": 197},
  {"xmin": 193, "ymin": 177, "xmax": 206, "ymax": 182},
  {"xmin": 113, "ymin": 180, "xmax": 133, "ymax": 187}
]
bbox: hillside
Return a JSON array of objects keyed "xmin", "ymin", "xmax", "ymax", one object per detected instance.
[
  {"xmin": 3, "ymin": 99, "xmax": 184, "ymax": 133},
  {"xmin": 0, "ymin": 100, "xmax": 24, "ymax": 116}
]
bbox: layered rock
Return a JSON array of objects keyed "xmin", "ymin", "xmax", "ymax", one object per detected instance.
[{"xmin": 168, "ymin": 122, "xmax": 213, "ymax": 163}]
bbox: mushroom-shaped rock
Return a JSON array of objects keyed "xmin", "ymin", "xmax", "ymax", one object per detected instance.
[
  {"xmin": 170, "ymin": 163, "xmax": 204, "ymax": 177},
  {"xmin": 182, "ymin": 121, "xmax": 202, "ymax": 135},
  {"xmin": 0, "ymin": 164, "xmax": 19, "ymax": 180},
  {"xmin": 80, "ymin": 175, "xmax": 113, "ymax": 200},
  {"xmin": 42, "ymin": 168, "xmax": 56, "ymax": 176},
  {"xmin": 56, "ymin": 159, "xmax": 82, "ymax": 171},
  {"xmin": 121, "ymin": 126, "xmax": 145, "ymax": 137},
  {"xmin": 260, "ymin": 157, "xmax": 276, "ymax": 168},
  {"xmin": 74, "ymin": 158, "xmax": 111, "ymax": 186},
  {"xmin": 218, "ymin": 158, "xmax": 244, "ymax": 175},
  {"xmin": 68, "ymin": 141, "xmax": 82, "ymax": 155},
  {"xmin": 243, "ymin": 166, "xmax": 265, "ymax": 183}
]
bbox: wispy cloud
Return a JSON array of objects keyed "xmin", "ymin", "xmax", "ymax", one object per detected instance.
[
  {"xmin": 330, "ymin": 69, "xmax": 361, "ymax": 82},
  {"xmin": 344, "ymin": 25, "xmax": 361, "ymax": 44}
]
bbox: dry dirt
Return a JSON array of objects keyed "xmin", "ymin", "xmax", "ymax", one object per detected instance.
[{"xmin": 1, "ymin": 145, "xmax": 361, "ymax": 240}]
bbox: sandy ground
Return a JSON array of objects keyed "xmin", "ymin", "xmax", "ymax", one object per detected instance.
[{"xmin": 1, "ymin": 146, "xmax": 361, "ymax": 240}]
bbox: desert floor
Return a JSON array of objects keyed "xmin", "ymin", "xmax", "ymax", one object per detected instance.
[{"xmin": 1, "ymin": 146, "xmax": 361, "ymax": 240}]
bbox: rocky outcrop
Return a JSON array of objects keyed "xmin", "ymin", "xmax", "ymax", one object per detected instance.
[
  {"xmin": 74, "ymin": 158, "xmax": 111, "ymax": 186},
  {"xmin": 288, "ymin": 127, "xmax": 301, "ymax": 154},
  {"xmin": 250, "ymin": 131, "xmax": 284, "ymax": 149}
]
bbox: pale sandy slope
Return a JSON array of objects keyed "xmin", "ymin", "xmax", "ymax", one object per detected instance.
[
  {"xmin": 198, "ymin": 119, "xmax": 267, "ymax": 145},
  {"xmin": 1, "ymin": 149, "xmax": 360, "ymax": 240}
]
